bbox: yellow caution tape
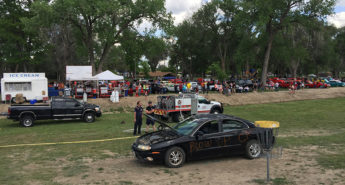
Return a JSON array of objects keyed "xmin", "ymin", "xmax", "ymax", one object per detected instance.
[
  {"xmin": 254, "ymin": 121, "xmax": 280, "ymax": 128},
  {"xmin": 0, "ymin": 136, "xmax": 138, "ymax": 148}
]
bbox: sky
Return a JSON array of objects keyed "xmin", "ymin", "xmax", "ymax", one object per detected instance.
[
  {"xmin": 163, "ymin": 0, "xmax": 345, "ymax": 28},
  {"xmin": 137, "ymin": 0, "xmax": 345, "ymax": 33},
  {"xmin": 329, "ymin": 0, "xmax": 345, "ymax": 28}
]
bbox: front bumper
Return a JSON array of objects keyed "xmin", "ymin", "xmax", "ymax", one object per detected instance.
[
  {"xmin": 132, "ymin": 144, "xmax": 164, "ymax": 162},
  {"xmin": 96, "ymin": 111, "xmax": 102, "ymax": 117}
]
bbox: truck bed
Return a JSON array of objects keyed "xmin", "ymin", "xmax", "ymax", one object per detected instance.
[{"xmin": 11, "ymin": 103, "xmax": 50, "ymax": 106}]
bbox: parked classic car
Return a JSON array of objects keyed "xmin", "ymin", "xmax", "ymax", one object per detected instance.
[{"xmin": 132, "ymin": 114, "xmax": 264, "ymax": 168}]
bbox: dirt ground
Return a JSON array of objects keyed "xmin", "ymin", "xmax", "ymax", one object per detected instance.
[
  {"xmin": 51, "ymin": 147, "xmax": 345, "ymax": 185},
  {"xmin": 1, "ymin": 88, "xmax": 345, "ymax": 113},
  {"xmin": 86, "ymin": 87, "xmax": 345, "ymax": 112}
]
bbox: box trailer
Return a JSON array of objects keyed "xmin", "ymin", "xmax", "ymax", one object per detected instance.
[{"xmin": 1, "ymin": 73, "xmax": 48, "ymax": 102}]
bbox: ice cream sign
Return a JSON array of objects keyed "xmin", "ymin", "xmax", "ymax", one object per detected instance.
[{"xmin": 4, "ymin": 73, "xmax": 45, "ymax": 78}]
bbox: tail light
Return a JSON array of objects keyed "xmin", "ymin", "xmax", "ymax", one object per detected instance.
[{"xmin": 8, "ymin": 107, "xmax": 11, "ymax": 115}]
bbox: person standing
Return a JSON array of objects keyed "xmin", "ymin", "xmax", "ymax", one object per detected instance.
[
  {"xmin": 134, "ymin": 101, "xmax": 143, "ymax": 135},
  {"xmin": 145, "ymin": 101, "xmax": 156, "ymax": 133}
]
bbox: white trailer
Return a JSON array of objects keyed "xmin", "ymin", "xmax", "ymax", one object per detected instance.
[{"xmin": 1, "ymin": 73, "xmax": 48, "ymax": 102}]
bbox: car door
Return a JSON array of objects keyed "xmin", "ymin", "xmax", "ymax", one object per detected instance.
[
  {"xmin": 64, "ymin": 99, "xmax": 83, "ymax": 117},
  {"xmin": 220, "ymin": 119, "xmax": 250, "ymax": 153},
  {"xmin": 52, "ymin": 99, "xmax": 83, "ymax": 118},
  {"xmin": 197, "ymin": 97, "xmax": 212, "ymax": 114},
  {"xmin": 189, "ymin": 120, "xmax": 224, "ymax": 158}
]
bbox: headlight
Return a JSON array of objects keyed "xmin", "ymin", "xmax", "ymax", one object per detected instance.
[
  {"xmin": 95, "ymin": 107, "xmax": 100, "ymax": 111},
  {"xmin": 138, "ymin": 144, "xmax": 151, "ymax": 151}
]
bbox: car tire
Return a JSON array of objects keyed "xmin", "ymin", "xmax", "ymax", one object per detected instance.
[
  {"xmin": 164, "ymin": 147, "xmax": 186, "ymax": 168},
  {"xmin": 84, "ymin": 112, "xmax": 95, "ymax": 123},
  {"xmin": 245, "ymin": 140, "xmax": 262, "ymax": 159},
  {"xmin": 20, "ymin": 115, "xmax": 34, "ymax": 127}
]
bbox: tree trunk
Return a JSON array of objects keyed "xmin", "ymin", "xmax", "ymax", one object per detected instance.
[
  {"xmin": 218, "ymin": 43, "xmax": 227, "ymax": 73},
  {"xmin": 15, "ymin": 64, "xmax": 19, "ymax": 72},
  {"xmin": 23, "ymin": 63, "xmax": 27, "ymax": 72},
  {"xmin": 260, "ymin": 33, "xmax": 274, "ymax": 88},
  {"xmin": 291, "ymin": 60, "xmax": 299, "ymax": 80},
  {"xmin": 97, "ymin": 42, "xmax": 113, "ymax": 74},
  {"xmin": 88, "ymin": 41, "xmax": 96, "ymax": 75}
]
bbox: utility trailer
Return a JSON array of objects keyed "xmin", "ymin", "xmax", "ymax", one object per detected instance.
[{"xmin": 154, "ymin": 93, "xmax": 223, "ymax": 122}]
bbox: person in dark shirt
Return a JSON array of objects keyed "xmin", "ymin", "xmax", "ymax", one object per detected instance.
[
  {"xmin": 145, "ymin": 101, "xmax": 156, "ymax": 133},
  {"xmin": 133, "ymin": 101, "xmax": 143, "ymax": 135}
]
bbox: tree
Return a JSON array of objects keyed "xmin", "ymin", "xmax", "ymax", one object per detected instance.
[
  {"xmin": 208, "ymin": 63, "xmax": 227, "ymax": 81},
  {"xmin": 242, "ymin": 0, "xmax": 335, "ymax": 87},
  {"xmin": 140, "ymin": 61, "xmax": 151, "ymax": 79},
  {"xmin": 120, "ymin": 30, "xmax": 145, "ymax": 78},
  {"xmin": 143, "ymin": 36, "xmax": 168, "ymax": 72},
  {"xmin": 0, "ymin": 0, "xmax": 43, "ymax": 73},
  {"xmin": 27, "ymin": 0, "xmax": 172, "ymax": 74}
]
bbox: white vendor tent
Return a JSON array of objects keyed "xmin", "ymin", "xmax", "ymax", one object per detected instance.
[
  {"xmin": 66, "ymin": 66, "xmax": 97, "ymax": 81},
  {"xmin": 94, "ymin": 70, "xmax": 124, "ymax": 81},
  {"xmin": 1, "ymin": 73, "xmax": 48, "ymax": 101}
]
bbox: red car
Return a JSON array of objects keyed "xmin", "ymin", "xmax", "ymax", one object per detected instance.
[
  {"xmin": 269, "ymin": 78, "xmax": 292, "ymax": 88},
  {"xmin": 305, "ymin": 80, "xmax": 327, "ymax": 88},
  {"xmin": 169, "ymin": 79, "xmax": 183, "ymax": 84}
]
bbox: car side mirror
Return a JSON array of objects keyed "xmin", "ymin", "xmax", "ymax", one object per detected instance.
[
  {"xmin": 195, "ymin": 131, "xmax": 204, "ymax": 140},
  {"xmin": 75, "ymin": 103, "xmax": 80, "ymax": 107}
]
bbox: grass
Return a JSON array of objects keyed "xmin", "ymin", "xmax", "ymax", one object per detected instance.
[
  {"xmin": 317, "ymin": 154, "xmax": 345, "ymax": 169},
  {"xmin": 0, "ymin": 97, "xmax": 345, "ymax": 184}
]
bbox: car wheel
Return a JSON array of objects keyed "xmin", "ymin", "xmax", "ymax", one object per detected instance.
[
  {"xmin": 164, "ymin": 147, "xmax": 186, "ymax": 168},
  {"xmin": 84, "ymin": 112, "xmax": 95, "ymax": 123},
  {"xmin": 21, "ymin": 115, "xmax": 34, "ymax": 127},
  {"xmin": 245, "ymin": 140, "xmax": 262, "ymax": 159}
]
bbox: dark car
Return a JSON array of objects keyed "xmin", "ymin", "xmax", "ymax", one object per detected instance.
[
  {"xmin": 7, "ymin": 97, "xmax": 102, "ymax": 127},
  {"xmin": 132, "ymin": 114, "xmax": 263, "ymax": 168}
]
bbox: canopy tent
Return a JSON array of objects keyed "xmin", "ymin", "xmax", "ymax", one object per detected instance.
[
  {"xmin": 94, "ymin": 70, "xmax": 124, "ymax": 81},
  {"xmin": 66, "ymin": 66, "xmax": 98, "ymax": 81}
]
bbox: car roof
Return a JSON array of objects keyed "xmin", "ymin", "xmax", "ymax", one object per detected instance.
[{"xmin": 191, "ymin": 114, "xmax": 255, "ymax": 127}]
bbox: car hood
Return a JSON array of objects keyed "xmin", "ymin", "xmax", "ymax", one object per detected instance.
[
  {"xmin": 210, "ymin": 101, "xmax": 221, "ymax": 105},
  {"xmin": 144, "ymin": 113, "xmax": 176, "ymax": 132},
  {"xmin": 84, "ymin": 103, "xmax": 98, "ymax": 109},
  {"xmin": 136, "ymin": 130, "xmax": 179, "ymax": 145}
]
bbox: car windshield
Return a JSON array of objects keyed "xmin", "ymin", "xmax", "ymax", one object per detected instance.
[{"xmin": 173, "ymin": 118, "xmax": 204, "ymax": 136}]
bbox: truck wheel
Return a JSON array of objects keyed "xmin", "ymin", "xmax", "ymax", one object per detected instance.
[
  {"xmin": 21, "ymin": 115, "xmax": 34, "ymax": 127},
  {"xmin": 211, "ymin": 108, "xmax": 221, "ymax": 114},
  {"xmin": 172, "ymin": 113, "xmax": 184, "ymax": 122},
  {"xmin": 84, "ymin": 112, "xmax": 95, "ymax": 123},
  {"xmin": 164, "ymin": 147, "xmax": 186, "ymax": 168},
  {"xmin": 245, "ymin": 140, "xmax": 262, "ymax": 159}
]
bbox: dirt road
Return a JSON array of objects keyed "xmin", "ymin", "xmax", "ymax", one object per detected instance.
[
  {"xmin": 87, "ymin": 88, "xmax": 345, "ymax": 112},
  {"xmin": 53, "ymin": 147, "xmax": 345, "ymax": 185},
  {"xmin": 1, "ymin": 88, "xmax": 344, "ymax": 114}
]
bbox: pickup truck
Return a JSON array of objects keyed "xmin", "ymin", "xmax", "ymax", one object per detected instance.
[{"xmin": 7, "ymin": 97, "xmax": 102, "ymax": 127}]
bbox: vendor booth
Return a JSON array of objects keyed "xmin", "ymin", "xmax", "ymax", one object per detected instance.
[
  {"xmin": 66, "ymin": 66, "xmax": 98, "ymax": 98},
  {"xmin": 94, "ymin": 70, "xmax": 124, "ymax": 98},
  {"xmin": 66, "ymin": 66, "xmax": 124, "ymax": 98},
  {"xmin": 1, "ymin": 73, "xmax": 48, "ymax": 102}
]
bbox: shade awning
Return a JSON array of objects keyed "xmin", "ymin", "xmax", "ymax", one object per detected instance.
[{"xmin": 94, "ymin": 70, "xmax": 124, "ymax": 81}]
